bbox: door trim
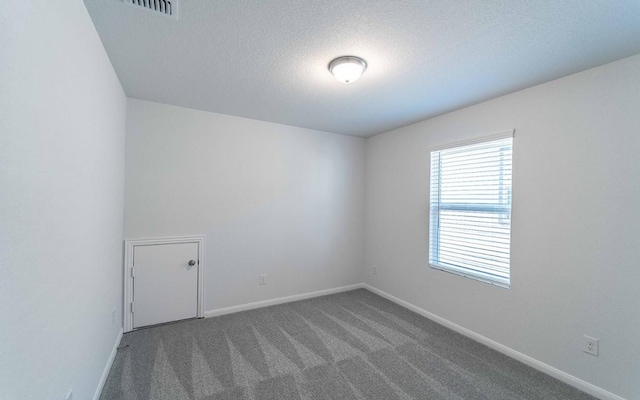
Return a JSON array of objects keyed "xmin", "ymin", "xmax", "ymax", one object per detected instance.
[{"xmin": 123, "ymin": 235, "xmax": 205, "ymax": 333}]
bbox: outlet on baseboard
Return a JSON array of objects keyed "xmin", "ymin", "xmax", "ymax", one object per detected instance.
[
  {"xmin": 373, "ymin": 265, "xmax": 378, "ymax": 275},
  {"xmin": 582, "ymin": 335, "xmax": 599, "ymax": 356},
  {"xmin": 259, "ymin": 274, "xmax": 267, "ymax": 285},
  {"xmin": 112, "ymin": 309, "xmax": 116, "ymax": 327}
]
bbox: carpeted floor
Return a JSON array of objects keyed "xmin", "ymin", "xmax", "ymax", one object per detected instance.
[{"xmin": 101, "ymin": 289, "xmax": 594, "ymax": 400}]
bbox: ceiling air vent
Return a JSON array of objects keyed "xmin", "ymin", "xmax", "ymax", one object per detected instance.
[{"xmin": 123, "ymin": 0, "xmax": 178, "ymax": 19}]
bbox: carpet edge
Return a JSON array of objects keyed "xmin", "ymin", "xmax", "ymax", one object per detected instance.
[
  {"xmin": 204, "ymin": 283, "xmax": 365, "ymax": 318},
  {"xmin": 362, "ymin": 283, "xmax": 625, "ymax": 400},
  {"xmin": 93, "ymin": 327, "xmax": 123, "ymax": 400}
]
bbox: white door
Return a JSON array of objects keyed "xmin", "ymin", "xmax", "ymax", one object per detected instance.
[{"xmin": 132, "ymin": 242, "xmax": 199, "ymax": 328}]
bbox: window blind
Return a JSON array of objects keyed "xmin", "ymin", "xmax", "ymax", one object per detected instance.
[{"xmin": 429, "ymin": 132, "xmax": 514, "ymax": 288}]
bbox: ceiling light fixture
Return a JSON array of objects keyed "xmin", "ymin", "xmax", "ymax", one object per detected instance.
[{"xmin": 328, "ymin": 56, "xmax": 367, "ymax": 84}]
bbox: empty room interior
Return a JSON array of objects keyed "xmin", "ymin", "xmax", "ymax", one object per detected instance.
[{"xmin": 2, "ymin": 1, "xmax": 640, "ymax": 399}]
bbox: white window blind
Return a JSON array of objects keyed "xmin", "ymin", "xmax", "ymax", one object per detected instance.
[{"xmin": 429, "ymin": 132, "xmax": 514, "ymax": 288}]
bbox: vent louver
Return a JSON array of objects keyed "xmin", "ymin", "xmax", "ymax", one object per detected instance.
[{"xmin": 123, "ymin": 0, "xmax": 178, "ymax": 19}]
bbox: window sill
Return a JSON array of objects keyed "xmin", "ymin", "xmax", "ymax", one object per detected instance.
[{"xmin": 429, "ymin": 263, "xmax": 510, "ymax": 289}]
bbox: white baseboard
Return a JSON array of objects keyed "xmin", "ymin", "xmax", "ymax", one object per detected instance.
[
  {"xmin": 204, "ymin": 283, "xmax": 364, "ymax": 318},
  {"xmin": 362, "ymin": 284, "xmax": 625, "ymax": 400},
  {"xmin": 93, "ymin": 328, "xmax": 123, "ymax": 400}
]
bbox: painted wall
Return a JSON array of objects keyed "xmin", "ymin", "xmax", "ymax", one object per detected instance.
[
  {"xmin": 0, "ymin": 1, "xmax": 126, "ymax": 399},
  {"xmin": 364, "ymin": 54, "xmax": 640, "ymax": 399},
  {"xmin": 125, "ymin": 99, "xmax": 365, "ymax": 312}
]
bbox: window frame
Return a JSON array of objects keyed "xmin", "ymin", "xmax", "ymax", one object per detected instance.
[{"xmin": 429, "ymin": 130, "xmax": 515, "ymax": 288}]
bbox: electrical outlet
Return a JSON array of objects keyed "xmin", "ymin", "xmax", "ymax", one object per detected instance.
[
  {"xmin": 582, "ymin": 335, "xmax": 599, "ymax": 356},
  {"xmin": 259, "ymin": 274, "xmax": 267, "ymax": 285},
  {"xmin": 65, "ymin": 389, "xmax": 73, "ymax": 400},
  {"xmin": 373, "ymin": 266, "xmax": 378, "ymax": 275},
  {"xmin": 112, "ymin": 309, "xmax": 116, "ymax": 326}
]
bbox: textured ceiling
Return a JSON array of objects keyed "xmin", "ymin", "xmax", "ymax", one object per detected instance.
[{"xmin": 84, "ymin": 0, "xmax": 640, "ymax": 137}]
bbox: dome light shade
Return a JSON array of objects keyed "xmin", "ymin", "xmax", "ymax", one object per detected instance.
[{"xmin": 328, "ymin": 56, "xmax": 367, "ymax": 84}]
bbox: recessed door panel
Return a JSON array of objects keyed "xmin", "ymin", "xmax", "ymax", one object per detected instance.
[{"xmin": 133, "ymin": 242, "xmax": 199, "ymax": 328}]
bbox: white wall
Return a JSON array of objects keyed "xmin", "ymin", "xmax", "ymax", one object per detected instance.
[
  {"xmin": 125, "ymin": 99, "xmax": 365, "ymax": 311},
  {"xmin": 0, "ymin": 1, "xmax": 126, "ymax": 399},
  {"xmin": 364, "ymin": 54, "xmax": 640, "ymax": 399}
]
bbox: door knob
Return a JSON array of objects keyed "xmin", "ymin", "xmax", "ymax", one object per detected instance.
[{"xmin": 188, "ymin": 260, "xmax": 196, "ymax": 266}]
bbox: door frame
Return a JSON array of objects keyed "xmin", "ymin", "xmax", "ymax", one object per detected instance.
[{"xmin": 123, "ymin": 235, "xmax": 205, "ymax": 332}]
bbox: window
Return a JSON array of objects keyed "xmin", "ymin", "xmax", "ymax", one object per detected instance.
[{"xmin": 429, "ymin": 131, "xmax": 514, "ymax": 288}]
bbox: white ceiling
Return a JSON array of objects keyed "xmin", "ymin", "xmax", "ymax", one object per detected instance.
[{"xmin": 84, "ymin": 0, "xmax": 640, "ymax": 137}]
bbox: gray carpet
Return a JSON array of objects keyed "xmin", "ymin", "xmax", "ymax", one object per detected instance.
[{"xmin": 101, "ymin": 289, "xmax": 594, "ymax": 400}]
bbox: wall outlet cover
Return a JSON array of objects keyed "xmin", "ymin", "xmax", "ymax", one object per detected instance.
[{"xmin": 582, "ymin": 335, "xmax": 599, "ymax": 356}]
